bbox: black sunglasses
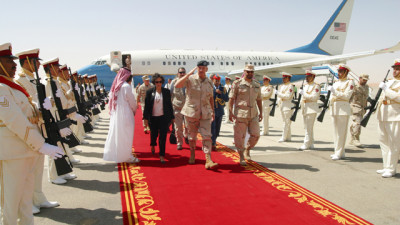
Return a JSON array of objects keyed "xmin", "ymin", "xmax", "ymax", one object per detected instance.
[
  {"xmin": 178, "ymin": 71, "xmax": 186, "ymax": 74},
  {"xmin": 155, "ymin": 81, "xmax": 163, "ymax": 83}
]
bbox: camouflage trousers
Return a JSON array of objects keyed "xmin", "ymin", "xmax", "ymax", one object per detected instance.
[
  {"xmin": 185, "ymin": 117, "xmax": 212, "ymax": 154},
  {"xmin": 173, "ymin": 109, "xmax": 188, "ymax": 146},
  {"xmin": 350, "ymin": 112, "xmax": 362, "ymax": 141},
  {"xmin": 234, "ymin": 117, "xmax": 260, "ymax": 151}
]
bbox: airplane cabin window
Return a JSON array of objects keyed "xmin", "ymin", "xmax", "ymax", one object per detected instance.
[
  {"xmin": 173, "ymin": 62, "xmax": 176, "ymax": 65},
  {"xmin": 211, "ymin": 62, "xmax": 214, "ymax": 65},
  {"xmin": 267, "ymin": 63, "xmax": 270, "ymax": 65},
  {"xmin": 163, "ymin": 62, "xmax": 166, "ymax": 65},
  {"xmin": 147, "ymin": 61, "xmax": 150, "ymax": 65},
  {"xmin": 183, "ymin": 62, "xmax": 186, "ymax": 65},
  {"xmin": 226, "ymin": 62, "xmax": 229, "ymax": 65},
  {"xmin": 142, "ymin": 61, "xmax": 145, "ymax": 65},
  {"xmin": 271, "ymin": 62, "xmax": 274, "ymax": 65},
  {"xmin": 220, "ymin": 62, "xmax": 223, "ymax": 66},
  {"xmin": 178, "ymin": 62, "xmax": 181, "ymax": 65},
  {"xmin": 231, "ymin": 62, "xmax": 234, "ymax": 66},
  {"xmin": 263, "ymin": 62, "xmax": 265, "ymax": 66},
  {"xmin": 258, "ymin": 62, "xmax": 261, "ymax": 66},
  {"xmin": 168, "ymin": 62, "xmax": 171, "ymax": 65}
]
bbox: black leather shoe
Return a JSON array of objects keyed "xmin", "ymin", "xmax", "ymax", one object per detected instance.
[
  {"xmin": 151, "ymin": 146, "xmax": 155, "ymax": 154},
  {"xmin": 185, "ymin": 137, "xmax": 189, "ymax": 145}
]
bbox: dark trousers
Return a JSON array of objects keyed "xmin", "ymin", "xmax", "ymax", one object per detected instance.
[
  {"xmin": 211, "ymin": 115, "xmax": 223, "ymax": 146},
  {"xmin": 149, "ymin": 115, "xmax": 169, "ymax": 156}
]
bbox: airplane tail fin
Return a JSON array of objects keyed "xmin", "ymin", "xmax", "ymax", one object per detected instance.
[{"xmin": 287, "ymin": 0, "xmax": 354, "ymax": 56}]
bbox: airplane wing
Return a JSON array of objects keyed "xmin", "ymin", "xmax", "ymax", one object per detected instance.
[{"xmin": 228, "ymin": 41, "xmax": 400, "ymax": 78}]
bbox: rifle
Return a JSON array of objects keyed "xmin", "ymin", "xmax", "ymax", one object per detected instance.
[
  {"xmin": 33, "ymin": 61, "xmax": 73, "ymax": 176},
  {"xmin": 48, "ymin": 69, "xmax": 80, "ymax": 147},
  {"xmin": 360, "ymin": 69, "xmax": 390, "ymax": 127},
  {"xmin": 290, "ymin": 78, "xmax": 305, "ymax": 122},
  {"xmin": 317, "ymin": 75, "xmax": 333, "ymax": 123},
  {"xmin": 68, "ymin": 68, "xmax": 94, "ymax": 133},
  {"xmin": 269, "ymin": 85, "xmax": 279, "ymax": 117}
]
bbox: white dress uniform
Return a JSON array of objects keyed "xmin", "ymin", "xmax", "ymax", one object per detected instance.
[
  {"xmin": 377, "ymin": 78, "xmax": 400, "ymax": 177},
  {"xmin": 277, "ymin": 81, "xmax": 294, "ymax": 141},
  {"xmin": 15, "ymin": 69, "xmax": 58, "ymax": 210},
  {"xmin": 0, "ymin": 75, "xmax": 45, "ymax": 224},
  {"xmin": 300, "ymin": 81, "xmax": 321, "ymax": 149},
  {"xmin": 260, "ymin": 84, "xmax": 273, "ymax": 135},
  {"xmin": 223, "ymin": 81, "xmax": 232, "ymax": 123},
  {"xmin": 43, "ymin": 62, "xmax": 77, "ymax": 182},
  {"xmin": 329, "ymin": 78, "xmax": 355, "ymax": 159}
]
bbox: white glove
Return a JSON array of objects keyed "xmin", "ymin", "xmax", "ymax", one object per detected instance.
[
  {"xmin": 84, "ymin": 115, "xmax": 89, "ymax": 121},
  {"xmin": 75, "ymin": 113, "xmax": 86, "ymax": 123},
  {"xmin": 86, "ymin": 86, "xmax": 90, "ymax": 91},
  {"xmin": 39, "ymin": 143, "xmax": 65, "ymax": 159},
  {"xmin": 327, "ymin": 85, "xmax": 335, "ymax": 94},
  {"xmin": 59, "ymin": 127, "xmax": 72, "ymax": 138},
  {"xmin": 379, "ymin": 82, "xmax": 387, "ymax": 90},
  {"xmin": 43, "ymin": 97, "xmax": 52, "ymax": 110},
  {"xmin": 91, "ymin": 87, "xmax": 95, "ymax": 92},
  {"xmin": 55, "ymin": 89, "xmax": 61, "ymax": 98},
  {"xmin": 75, "ymin": 84, "xmax": 79, "ymax": 91},
  {"xmin": 386, "ymin": 80, "xmax": 395, "ymax": 89},
  {"xmin": 299, "ymin": 89, "xmax": 304, "ymax": 95}
]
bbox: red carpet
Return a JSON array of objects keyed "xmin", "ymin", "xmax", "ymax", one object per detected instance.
[{"xmin": 118, "ymin": 108, "xmax": 371, "ymax": 225}]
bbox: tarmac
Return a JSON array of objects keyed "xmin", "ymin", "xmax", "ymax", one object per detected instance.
[{"xmin": 35, "ymin": 108, "xmax": 399, "ymax": 225}]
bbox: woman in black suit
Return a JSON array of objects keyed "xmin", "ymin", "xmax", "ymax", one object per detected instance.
[{"xmin": 143, "ymin": 73, "xmax": 175, "ymax": 163}]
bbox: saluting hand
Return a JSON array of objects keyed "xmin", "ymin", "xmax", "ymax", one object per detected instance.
[{"xmin": 188, "ymin": 67, "xmax": 197, "ymax": 76}]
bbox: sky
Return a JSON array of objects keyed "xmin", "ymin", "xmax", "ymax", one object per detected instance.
[{"xmin": 1, "ymin": 0, "xmax": 400, "ymax": 84}]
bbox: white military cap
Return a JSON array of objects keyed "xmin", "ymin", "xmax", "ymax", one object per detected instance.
[
  {"xmin": 338, "ymin": 64, "xmax": 350, "ymax": 71},
  {"xmin": 305, "ymin": 70, "xmax": 316, "ymax": 76},
  {"xmin": 142, "ymin": 75, "xmax": 150, "ymax": 80},
  {"xmin": 82, "ymin": 74, "xmax": 88, "ymax": 78},
  {"xmin": 42, "ymin": 58, "xmax": 60, "ymax": 68},
  {"xmin": 391, "ymin": 59, "xmax": 400, "ymax": 68},
  {"xmin": 88, "ymin": 75, "xmax": 96, "ymax": 78},
  {"xmin": 244, "ymin": 64, "xmax": 255, "ymax": 71},
  {"xmin": 263, "ymin": 75, "xmax": 271, "ymax": 81},
  {"xmin": 0, "ymin": 43, "xmax": 17, "ymax": 59},
  {"xmin": 281, "ymin": 72, "xmax": 292, "ymax": 77},
  {"xmin": 15, "ymin": 48, "xmax": 41, "ymax": 60}
]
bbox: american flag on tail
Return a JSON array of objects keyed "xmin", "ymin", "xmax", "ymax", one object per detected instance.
[{"xmin": 334, "ymin": 22, "xmax": 346, "ymax": 32}]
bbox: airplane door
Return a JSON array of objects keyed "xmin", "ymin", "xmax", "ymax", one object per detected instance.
[{"xmin": 110, "ymin": 51, "xmax": 122, "ymax": 72}]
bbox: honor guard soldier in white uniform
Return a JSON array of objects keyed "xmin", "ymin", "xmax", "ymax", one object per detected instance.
[
  {"xmin": 376, "ymin": 59, "xmax": 400, "ymax": 178},
  {"xmin": 60, "ymin": 65, "xmax": 84, "ymax": 153},
  {"xmin": 15, "ymin": 48, "xmax": 61, "ymax": 214},
  {"xmin": 229, "ymin": 64, "xmax": 262, "ymax": 166},
  {"xmin": 137, "ymin": 75, "xmax": 153, "ymax": 133},
  {"xmin": 223, "ymin": 76, "xmax": 232, "ymax": 124},
  {"xmin": 43, "ymin": 58, "xmax": 84, "ymax": 184},
  {"xmin": 349, "ymin": 74, "xmax": 369, "ymax": 147},
  {"xmin": 0, "ymin": 43, "xmax": 64, "ymax": 224},
  {"xmin": 260, "ymin": 75, "xmax": 273, "ymax": 135},
  {"xmin": 170, "ymin": 67, "xmax": 188, "ymax": 150},
  {"xmin": 299, "ymin": 71, "xmax": 320, "ymax": 150},
  {"xmin": 327, "ymin": 64, "xmax": 355, "ymax": 160},
  {"xmin": 277, "ymin": 72, "xmax": 294, "ymax": 142},
  {"xmin": 175, "ymin": 60, "xmax": 218, "ymax": 169}
]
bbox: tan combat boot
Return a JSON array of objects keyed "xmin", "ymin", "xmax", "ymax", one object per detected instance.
[
  {"xmin": 244, "ymin": 147, "xmax": 251, "ymax": 160},
  {"xmin": 205, "ymin": 153, "xmax": 218, "ymax": 169},
  {"xmin": 188, "ymin": 143, "xmax": 196, "ymax": 164},
  {"xmin": 238, "ymin": 150, "xmax": 247, "ymax": 166}
]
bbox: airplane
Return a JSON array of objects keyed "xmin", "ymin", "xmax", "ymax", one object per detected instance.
[{"xmin": 78, "ymin": 0, "xmax": 400, "ymax": 90}]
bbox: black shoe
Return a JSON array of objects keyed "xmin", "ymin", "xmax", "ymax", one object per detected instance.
[
  {"xmin": 151, "ymin": 146, "xmax": 155, "ymax": 154},
  {"xmin": 185, "ymin": 137, "xmax": 189, "ymax": 145}
]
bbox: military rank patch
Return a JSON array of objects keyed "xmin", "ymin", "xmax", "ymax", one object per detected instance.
[{"xmin": 0, "ymin": 96, "xmax": 9, "ymax": 108}]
